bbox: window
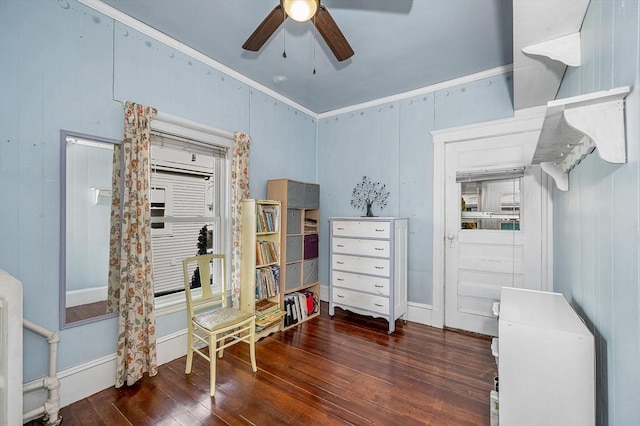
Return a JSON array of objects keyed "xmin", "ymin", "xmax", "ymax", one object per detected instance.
[
  {"xmin": 149, "ymin": 113, "xmax": 233, "ymax": 307},
  {"xmin": 458, "ymin": 168, "xmax": 523, "ymax": 231}
]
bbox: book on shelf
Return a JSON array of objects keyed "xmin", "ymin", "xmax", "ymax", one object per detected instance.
[
  {"xmin": 255, "ymin": 265, "xmax": 280, "ymax": 300},
  {"xmin": 283, "ymin": 290, "xmax": 319, "ymax": 327},
  {"xmin": 304, "ymin": 217, "xmax": 318, "ymax": 233},
  {"xmin": 255, "ymin": 299, "xmax": 279, "ymax": 314},
  {"xmin": 254, "ymin": 299, "xmax": 285, "ymax": 331},
  {"xmin": 256, "ymin": 204, "xmax": 280, "ymax": 233},
  {"xmin": 256, "ymin": 241, "xmax": 279, "ymax": 265}
]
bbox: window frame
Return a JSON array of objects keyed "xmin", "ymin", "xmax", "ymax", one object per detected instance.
[{"xmin": 150, "ymin": 112, "xmax": 234, "ymax": 317}]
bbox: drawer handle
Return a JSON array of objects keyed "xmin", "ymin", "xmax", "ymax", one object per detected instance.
[
  {"xmin": 337, "ymin": 278, "xmax": 344, "ymax": 281},
  {"xmin": 336, "ymin": 294, "xmax": 345, "ymax": 298},
  {"xmin": 374, "ymin": 266, "xmax": 384, "ymax": 269},
  {"xmin": 375, "ymin": 228, "xmax": 385, "ymax": 232},
  {"xmin": 374, "ymin": 303, "xmax": 384, "ymax": 307},
  {"xmin": 374, "ymin": 284, "xmax": 384, "ymax": 288},
  {"xmin": 375, "ymin": 247, "xmax": 384, "ymax": 251},
  {"xmin": 337, "ymin": 227, "xmax": 345, "ymax": 230},
  {"xmin": 337, "ymin": 244, "xmax": 345, "ymax": 248},
  {"xmin": 337, "ymin": 261, "xmax": 345, "ymax": 265}
]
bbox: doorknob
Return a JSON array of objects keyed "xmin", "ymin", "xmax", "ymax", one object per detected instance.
[{"xmin": 447, "ymin": 233, "xmax": 455, "ymax": 247}]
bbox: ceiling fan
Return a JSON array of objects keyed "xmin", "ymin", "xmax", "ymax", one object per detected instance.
[{"xmin": 242, "ymin": 0, "xmax": 354, "ymax": 62}]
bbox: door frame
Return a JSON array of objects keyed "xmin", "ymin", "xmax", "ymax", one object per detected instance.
[{"xmin": 430, "ymin": 113, "xmax": 553, "ymax": 328}]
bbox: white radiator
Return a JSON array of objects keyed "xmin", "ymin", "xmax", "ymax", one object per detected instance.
[{"xmin": 0, "ymin": 269, "xmax": 23, "ymax": 426}]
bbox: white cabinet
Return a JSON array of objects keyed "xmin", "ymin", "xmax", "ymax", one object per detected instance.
[
  {"xmin": 329, "ymin": 217, "xmax": 408, "ymax": 333},
  {"xmin": 497, "ymin": 287, "xmax": 595, "ymax": 426}
]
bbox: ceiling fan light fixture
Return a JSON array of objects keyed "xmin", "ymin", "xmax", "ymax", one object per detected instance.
[{"xmin": 282, "ymin": 0, "xmax": 318, "ymax": 22}]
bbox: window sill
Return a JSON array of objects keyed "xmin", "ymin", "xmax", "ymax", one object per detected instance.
[{"xmin": 155, "ymin": 291, "xmax": 191, "ymax": 317}]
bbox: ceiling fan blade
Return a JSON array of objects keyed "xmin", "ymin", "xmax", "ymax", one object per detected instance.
[
  {"xmin": 313, "ymin": 6, "xmax": 354, "ymax": 62},
  {"xmin": 242, "ymin": 5, "xmax": 286, "ymax": 51}
]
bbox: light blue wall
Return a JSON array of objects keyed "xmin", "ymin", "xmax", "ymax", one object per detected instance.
[
  {"xmin": 1, "ymin": 0, "xmax": 516, "ymax": 393},
  {"xmin": 555, "ymin": 1, "xmax": 640, "ymax": 424},
  {"xmin": 249, "ymin": 92, "xmax": 317, "ymax": 197},
  {"xmin": 0, "ymin": 0, "xmax": 315, "ymax": 381},
  {"xmin": 317, "ymin": 72, "xmax": 514, "ymax": 304}
]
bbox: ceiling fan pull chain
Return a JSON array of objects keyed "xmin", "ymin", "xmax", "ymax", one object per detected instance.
[
  {"xmin": 312, "ymin": 16, "xmax": 316, "ymax": 75},
  {"xmin": 282, "ymin": 8, "xmax": 287, "ymax": 58}
]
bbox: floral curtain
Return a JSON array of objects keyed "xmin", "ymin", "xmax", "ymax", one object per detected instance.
[
  {"xmin": 107, "ymin": 102, "xmax": 158, "ymax": 387},
  {"xmin": 230, "ymin": 132, "xmax": 251, "ymax": 308}
]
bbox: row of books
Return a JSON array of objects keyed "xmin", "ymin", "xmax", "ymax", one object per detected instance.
[
  {"xmin": 257, "ymin": 204, "xmax": 279, "ymax": 233},
  {"xmin": 254, "ymin": 299, "xmax": 285, "ymax": 332},
  {"xmin": 283, "ymin": 290, "xmax": 319, "ymax": 328},
  {"xmin": 255, "ymin": 265, "xmax": 280, "ymax": 300},
  {"xmin": 256, "ymin": 241, "xmax": 278, "ymax": 265}
]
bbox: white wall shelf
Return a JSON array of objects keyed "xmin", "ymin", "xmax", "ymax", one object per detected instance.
[
  {"xmin": 513, "ymin": 0, "xmax": 590, "ymax": 110},
  {"xmin": 532, "ymin": 86, "xmax": 630, "ymax": 191},
  {"xmin": 521, "ymin": 32, "xmax": 581, "ymax": 67}
]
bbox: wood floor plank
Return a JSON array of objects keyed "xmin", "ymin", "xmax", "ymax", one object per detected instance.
[{"xmin": 27, "ymin": 302, "xmax": 496, "ymax": 425}]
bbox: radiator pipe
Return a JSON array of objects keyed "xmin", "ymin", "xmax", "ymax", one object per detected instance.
[{"xmin": 22, "ymin": 319, "xmax": 61, "ymax": 426}]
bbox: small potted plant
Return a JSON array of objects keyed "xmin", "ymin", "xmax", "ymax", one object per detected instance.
[{"xmin": 191, "ymin": 224, "xmax": 209, "ymax": 288}]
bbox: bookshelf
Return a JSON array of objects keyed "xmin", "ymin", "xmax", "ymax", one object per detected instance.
[
  {"xmin": 240, "ymin": 199, "xmax": 285, "ymax": 339},
  {"xmin": 267, "ymin": 179, "xmax": 320, "ymax": 330}
]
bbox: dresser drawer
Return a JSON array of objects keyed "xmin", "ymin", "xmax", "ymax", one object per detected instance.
[
  {"xmin": 332, "ymin": 287, "xmax": 389, "ymax": 315},
  {"xmin": 332, "ymin": 254, "xmax": 390, "ymax": 277},
  {"xmin": 332, "ymin": 220, "xmax": 390, "ymax": 239},
  {"xmin": 332, "ymin": 271, "xmax": 389, "ymax": 296},
  {"xmin": 333, "ymin": 237, "xmax": 390, "ymax": 257}
]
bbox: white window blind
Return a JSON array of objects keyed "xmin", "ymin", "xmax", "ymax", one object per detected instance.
[{"xmin": 149, "ymin": 120, "xmax": 231, "ymax": 297}]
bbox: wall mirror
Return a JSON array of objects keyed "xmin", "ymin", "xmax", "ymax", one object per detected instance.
[{"xmin": 60, "ymin": 130, "xmax": 121, "ymax": 329}]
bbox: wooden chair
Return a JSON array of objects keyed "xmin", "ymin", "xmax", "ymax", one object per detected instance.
[{"xmin": 182, "ymin": 254, "xmax": 257, "ymax": 396}]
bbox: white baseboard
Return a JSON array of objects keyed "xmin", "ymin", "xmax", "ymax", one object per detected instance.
[
  {"xmin": 23, "ymin": 329, "xmax": 188, "ymax": 421},
  {"xmin": 406, "ymin": 302, "xmax": 437, "ymax": 327},
  {"xmin": 319, "ymin": 284, "xmax": 328, "ymax": 302},
  {"xmin": 321, "ymin": 284, "xmax": 437, "ymax": 328},
  {"xmin": 65, "ymin": 286, "xmax": 108, "ymax": 307}
]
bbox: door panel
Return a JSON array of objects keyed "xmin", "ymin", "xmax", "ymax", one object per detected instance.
[{"xmin": 445, "ymin": 134, "xmax": 544, "ymax": 336}]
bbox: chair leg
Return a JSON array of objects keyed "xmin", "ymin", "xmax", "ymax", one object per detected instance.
[
  {"xmin": 209, "ymin": 334, "xmax": 217, "ymax": 397},
  {"xmin": 249, "ymin": 320, "xmax": 257, "ymax": 373},
  {"xmin": 185, "ymin": 323, "xmax": 194, "ymax": 374},
  {"xmin": 218, "ymin": 333, "xmax": 224, "ymax": 359}
]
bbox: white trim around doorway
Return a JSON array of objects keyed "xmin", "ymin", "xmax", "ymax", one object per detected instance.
[{"xmin": 430, "ymin": 113, "xmax": 551, "ymax": 329}]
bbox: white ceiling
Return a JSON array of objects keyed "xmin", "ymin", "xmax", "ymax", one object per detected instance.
[{"xmin": 91, "ymin": 0, "xmax": 513, "ymax": 114}]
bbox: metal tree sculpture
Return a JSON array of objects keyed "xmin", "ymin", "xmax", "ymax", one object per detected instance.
[{"xmin": 350, "ymin": 176, "xmax": 390, "ymax": 217}]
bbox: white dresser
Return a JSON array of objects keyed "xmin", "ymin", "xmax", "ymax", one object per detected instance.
[{"xmin": 329, "ymin": 217, "xmax": 408, "ymax": 333}]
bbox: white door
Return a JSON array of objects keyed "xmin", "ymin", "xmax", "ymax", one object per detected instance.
[{"xmin": 444, "ymin": 132, "xmax": 547, "ymax": 336}]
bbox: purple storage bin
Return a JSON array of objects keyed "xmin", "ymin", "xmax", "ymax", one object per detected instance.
[{"xmin": 304, "ymin": 234, "xmax": 319, "ymax": 259}]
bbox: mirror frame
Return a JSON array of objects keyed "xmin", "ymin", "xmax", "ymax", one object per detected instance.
[{"xmin": 59, "ymin": 129, "xmax": 121, "ymax": 329}]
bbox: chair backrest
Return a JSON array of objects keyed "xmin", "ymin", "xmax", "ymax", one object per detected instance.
[{"xmin": 182, "ymin": 254, "xmax": 228, "ymax": 317}]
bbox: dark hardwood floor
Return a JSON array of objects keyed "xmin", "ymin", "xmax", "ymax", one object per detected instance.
[
  {"xmin": 65, "ymin": 301, "xmax": 108, "ymax": 324},
  {"xmin": 42, "ymin": 303, "xmax": 496, "ymax": 425}
]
